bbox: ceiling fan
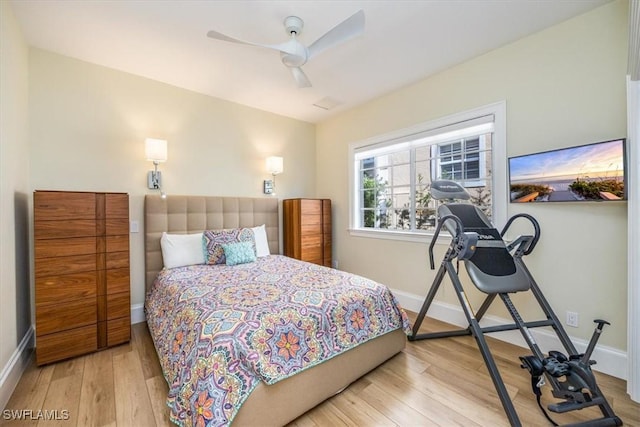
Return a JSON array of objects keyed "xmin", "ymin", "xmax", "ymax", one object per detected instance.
[{"xmin": 206, "ymin": 10, "xmax": 365, "ymax": 88}]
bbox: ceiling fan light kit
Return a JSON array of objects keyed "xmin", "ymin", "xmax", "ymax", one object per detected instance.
[{"xmin": 206, "ymin": 10, "xmax": 365, "ymax": 88}]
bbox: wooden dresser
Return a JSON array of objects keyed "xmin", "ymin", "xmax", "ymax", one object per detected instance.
[
  {"xmin": 34, "ymin": 190, "xmax": 131, "ymax": 365},
  {"xmin": 283, "ymin": 198, "xmax": 332, "ymax": 267}
]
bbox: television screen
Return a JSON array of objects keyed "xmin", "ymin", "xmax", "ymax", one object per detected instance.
[{"xmin": 508, "ymin": 138, "xmax": 626, "ymax": 203}]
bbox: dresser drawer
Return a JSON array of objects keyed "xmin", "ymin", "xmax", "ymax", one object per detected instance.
[
  {"xmin": 36, "ymin": 272, "xmax": 97, "ymax": 305},
  {"xmin": 300, "ymin": 200, "xmax": 321, "ymax": 215},
  {"xmin": 36, "ymin": 297, "xmax": 97, "ymax": 336},
  {"xmin": 301, "ymin": 214, "xmax": 321, "ymax": 226},
  {"xmin": 301, "ymin": 234, "xmax": 322, "ymax": 248},
  {"xmin": 301, "ymin": 223, "xmax": 321, "ymax": 236},
  {"xmin": 106, "ymin": 268, "xmax": 130, "ymax": 294},
  {"xmin": 106, "ymin": 194, "xmax": 129, "ymax": 218},
  {"xmin": 106, "ymin": 251, "xmax": 129, "ymax": 269},
  {"xmin": 34, "ymin": 192, "xmax": 95, "ymax": 221},
  {"xmin": 106, "ymin": 218, "xmax": 129, "ymax": 235},
  {"xmin": 35, "ymin": 253, "xmax": 96, "ymax": 277},
  {"xmin": 36, "ymin": 325, "xmax": 97, "ymax": 365},
  {"xmin": 301, "ymin": 243, "xmax": 322, "ymax": 265},
  {"xmin": 107, "ymin": 292, "xmax": 130, "ymax": 320},
  {"xmin": 106, "ymin": 235, "xmax": 129, "ymax": 253},
  {"xmin": 107, "ymin": 317, "xmax": 131, "ymax": 346},
  {"xmin": 35, "ymin": 236, "xmax": 96, "ymax": 259},
  {"xmin": 35, "ymin": 220, "xmax": 96, "ymax": 240}
]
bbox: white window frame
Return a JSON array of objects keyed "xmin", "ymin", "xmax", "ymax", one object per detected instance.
[{"xmin": 348, "ymin": 101, "xmax": 507, "ymax": 243}]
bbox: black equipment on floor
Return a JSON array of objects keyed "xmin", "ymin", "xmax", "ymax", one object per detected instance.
[{"xmin": 408, "ymin": 180, "xmax": 622, "ymax": 427}]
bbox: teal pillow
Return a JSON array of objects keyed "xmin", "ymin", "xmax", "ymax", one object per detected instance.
[{"xmin": 221, "ymin": 241, "xmax": 257, "ymax": 266}]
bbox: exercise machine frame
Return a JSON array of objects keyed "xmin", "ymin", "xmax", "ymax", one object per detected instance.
[{"xmin": 409, "ymin": 211, "xmax": 622, "ymax": 427}]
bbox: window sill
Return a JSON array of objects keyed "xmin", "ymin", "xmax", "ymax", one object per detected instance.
[{"xmin": 348, "ymin": 228, "xmax": 452, "ymax": 244}]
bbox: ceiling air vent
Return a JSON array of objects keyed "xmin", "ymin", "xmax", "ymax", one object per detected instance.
[{"xmin": 312, "ymin": 97, "xmax": 342, "ymax": 111}]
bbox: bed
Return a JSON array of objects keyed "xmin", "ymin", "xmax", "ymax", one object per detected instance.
[{"xmin": 144, "ymin": 195, "xmax": 409, "ymax": 426}]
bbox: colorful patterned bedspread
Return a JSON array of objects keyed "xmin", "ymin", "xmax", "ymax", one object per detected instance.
[{"xmin": 145, "ymin": 255, "xmax": 410, "ymax": 426}]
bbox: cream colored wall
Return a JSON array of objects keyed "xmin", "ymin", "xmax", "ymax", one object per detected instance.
[
  {"xmin": 0, "ymin": 0, "xmax": 31, "ymax": 397},
  {"xmin": 28, "ymin": 49, "xmax": 316, "ymax": 308},
  {"xmin": 316, "ymin": 0, "xmax": 628, "ymax": 349}
]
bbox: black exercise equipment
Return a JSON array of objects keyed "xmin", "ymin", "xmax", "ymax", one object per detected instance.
[{"xmin": 409, "ymin": 180, "xmax": 622, "ymax": 427}]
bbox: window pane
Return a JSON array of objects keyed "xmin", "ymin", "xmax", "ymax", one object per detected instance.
[
  {"xmin": 390, "ymin": 186, "xmax": 411, "ymax": 208},
  {"xmin": 416, "ymin": 146, "xmax": 431, "ymax": 162},
  {"xmin": 390, "ymin": 151, "xmax": 410, "ymax": 164},
  {"xmin": 361, "ymin": 157, "xmax": 375, "ymax": 173},
  {"xmin": 362, "ymin": 189, "xmax": 376, "ymax": 208},
  {"xmin": 415, "ymin": 161, "xmax": 430, "ymax": 184},
  {"xmin": 467, "ymin": 161, "xmax": 493, "ymax": 219},
  {"xmin": 466, "ymin": 138, "xmax": 480, "ymax": 151},
  {"xmin": 441, "ymin": 163, "xmax": 462, "ymax": 180},
  {"xmin": 391, "ymin": 164, "xmax": 411, "ymax": 186},
  {"xmin": 464, "ymin": 160, "xmax": 480, "ymax": 179}
]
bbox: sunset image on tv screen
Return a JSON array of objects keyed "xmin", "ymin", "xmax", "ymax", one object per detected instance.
[{"xmin": 509, "ymin": 139, "xmax": 625, "ymax": 203}]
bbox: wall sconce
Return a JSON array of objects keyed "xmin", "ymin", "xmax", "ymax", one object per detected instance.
[
  {"xmin": 264, "ymin": 156, "xmax": 283, "ymax": 195},
  {"xmin": 145, "ymin": 138, "xmax": 167, "ymax": 198}
]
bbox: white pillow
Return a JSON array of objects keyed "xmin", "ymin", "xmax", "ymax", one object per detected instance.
[
  {"xmin": 252, "ymin": 225, "xmax": 271, "ymax": 257},
  {"xmin": 160, "ymin": 232, "xmax": 205, "ymax": 269}
]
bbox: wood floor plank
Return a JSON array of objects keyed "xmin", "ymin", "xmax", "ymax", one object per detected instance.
[
  {"xmin": 330, "ymin": 388, "xmax": 396, "ymax": 426},
  {"xmin": 76, "ymin": 350, "xmax": 116, "ymax": 427},
  {"xmin": 112, "ymin": 350, "xmax": 156, "ymax": 427},
  {"xmin": 286, "ymin": 414, "xmax": 317, "ymax": 427},
  {"xmin": 145, "ymin": 376, "xmax": 172, "ymax": 427},
  {"xmin": 37, "ymin": 372, "xmax": 83, "ymax": 426},
  {"xmin": 304, "ymin": 400, "xmax": 358, "ymax": 426},
  {"xmin": 355, "ymin": 380, "xmax": 436, "ymax": 426},
  {"xmin": 50, "ymin": 358, "xmax": 84, "ymax": 382},
  {"xmin": 131, "ymin": 323, "xmax": 163, "ymax": 380}
]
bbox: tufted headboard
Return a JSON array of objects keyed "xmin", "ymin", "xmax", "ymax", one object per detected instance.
[{"xmin": 144, "ymin": 195, "xmax": 279, "ymax": 291}]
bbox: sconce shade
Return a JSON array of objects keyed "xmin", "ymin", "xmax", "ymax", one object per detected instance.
[
  {"xmin": 266, "ymin": 156, "xmax": 284, "ymax": 175},
  {"xmin": 145, "ymin": 138, "xmax": 168, "ymax": 162}
]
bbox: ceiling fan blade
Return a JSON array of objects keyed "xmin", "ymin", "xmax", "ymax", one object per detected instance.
[
  {"xmin": 290, "ymin": 67, "xmax": 312, "ymax": 88},
  {"xmin": 308, "ymin": 10, "xmax": 365, "ymax": 59},
  {"xmin": 207, "ymin": 30, "xmax": 299, "ymax": 55}
]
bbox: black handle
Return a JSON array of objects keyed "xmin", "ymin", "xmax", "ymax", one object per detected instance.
[{"xmin": 501, "ymin": 213, "xmax": 541, "ymax": 255}]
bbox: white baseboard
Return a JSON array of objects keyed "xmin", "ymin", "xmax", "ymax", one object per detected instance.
[
  {"xmin": 131, "ymin": 303, "xmax": 145, "ymax": 325},
  {"xmin": 392, "ymin": 288, "xmax": 627, "ymax": 380},
  {"xmin": 0, "ymin": 326, "xmax": 34, "ymax": 410}
]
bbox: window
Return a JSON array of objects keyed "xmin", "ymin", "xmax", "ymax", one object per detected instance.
[{"xmin": 349, "ymin": 102, "xmax": 507, "ymax": 240}]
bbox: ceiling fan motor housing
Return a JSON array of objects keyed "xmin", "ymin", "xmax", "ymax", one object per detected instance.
[{"xmin": 284, "ymin": 16, "xmax": 304, "ymax": 35}]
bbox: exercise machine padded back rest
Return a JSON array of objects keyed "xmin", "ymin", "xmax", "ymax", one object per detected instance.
[{"xmin": 439, "ymin": 203, "xmax": 531, "ymax": 294}]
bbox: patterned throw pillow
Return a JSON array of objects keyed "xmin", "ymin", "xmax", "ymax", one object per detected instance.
[
  {"xmin": 202, "ymin": 228, "xmax": 255, "ymax": 265},
  {"xmin": 221, "ymin": 241, "xmax": 257, "ymax": 266}
]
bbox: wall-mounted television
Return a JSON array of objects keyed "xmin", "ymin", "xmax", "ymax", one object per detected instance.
[{"xmin": 508, "ymin": 138, "xmax": 627, "ymax": 203}]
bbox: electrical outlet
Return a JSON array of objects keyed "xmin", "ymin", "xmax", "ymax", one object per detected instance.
[{"xmin": 566, "ymin": 311, "xmax": 579, "ymax": 328}]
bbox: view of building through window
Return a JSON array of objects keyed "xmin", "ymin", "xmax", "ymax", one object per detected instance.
[{"xmin": 357, "ymin": 132, "xmax": 493, "ymax": 232}]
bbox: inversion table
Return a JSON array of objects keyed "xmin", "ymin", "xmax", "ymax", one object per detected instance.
[{"xmin": 409, "ymin": 180, "xmax": 622, "ymax": 427}]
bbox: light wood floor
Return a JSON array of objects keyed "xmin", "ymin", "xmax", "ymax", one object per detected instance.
[{"xmin": 3, "ymin": 316, "xmax": 639, "ymax": 426}]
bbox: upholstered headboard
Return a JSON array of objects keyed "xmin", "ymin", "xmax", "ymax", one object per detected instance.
[{"xmin": 144, "ymin": 195, "xmax": 279, "ymax": 290}]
